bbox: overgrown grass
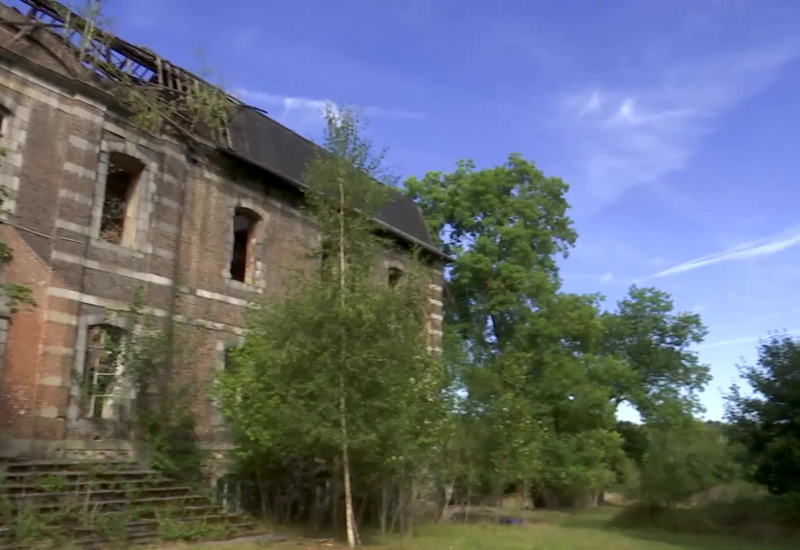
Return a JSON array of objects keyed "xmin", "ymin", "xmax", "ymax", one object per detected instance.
[{"xmin": 159, "ymin": 507, "xmax": 795, "ymax": 549}]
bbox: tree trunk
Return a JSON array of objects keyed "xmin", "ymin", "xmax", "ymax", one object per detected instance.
[
  {"xmin": 357, "ymin": 489, "xmax": 369, "ymax": 529},
  {"xmin": 340, "ymin": 397, "xmax": 358, "ymax": 547},
  {"xmin": 390, "ymin": 485, "xmax": 403, "ymax": 533},
  {"xmin": 399, "ymin": 480, "xmax": 410, "ymax": 534},
  {"xmin": 464, "ymin": 486, "xmax": 472, "ymax": 523},
  {"xmin": 331, "ymin": 461, "xmax": 340, "ymax": 535},
  {"xmin": 520, "ymin": 478, "xmax": 532, "ymax": 523},
  {"xmin": 439, "ymin": 478, "xmax": 455, "ymax": 522},
  {"xmin": 380, "ymin": 480, "xmax": 390, "ymax": 535},
  {"xmin": 337, "ymin": 175, "xmax": 359, "ymax": 548},
  {"xmin": 408, "ymin": 477, "xmax": 417, "ymax": 537},
  {"xmin": 311, "ymin": 485, "xmax": 322, "ymax": 532}
]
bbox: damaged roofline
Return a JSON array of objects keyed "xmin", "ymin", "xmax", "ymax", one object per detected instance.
[
  {"xmin": 218, "ymin": 145, "xmax": 452, "ymax": 263},
  {"xmin": 2, "ymin": 0, "xmax": 451, "ymax": 262}
]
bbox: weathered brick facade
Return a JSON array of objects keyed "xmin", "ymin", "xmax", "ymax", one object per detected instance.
[{"xmin": 0, "ymin": 1, "xmax": 445, "ymax": 463}]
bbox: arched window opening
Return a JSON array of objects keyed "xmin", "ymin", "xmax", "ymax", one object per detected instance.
[
  {"xmin": 230, "ymin": 207, "xmax": 260, "ymax": 283},
  {"xmin": 101, "ymin": 152, "xmax": 144, "ymax": 246},
  {"xmin": 223, "ymin": 346, "xmax": 237, "ymax": 373},
  {"xmin": 388, "ymin": 267, "xmax": 403, "ymax": 288},
  {"xmin": 84, "ymin": 324, "xmax": 126, "ymax": 419}
]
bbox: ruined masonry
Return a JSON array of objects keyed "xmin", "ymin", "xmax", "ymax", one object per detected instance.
[{"xmin": 0, "ymin": 0, "xmax": 446, "ymax": 472}]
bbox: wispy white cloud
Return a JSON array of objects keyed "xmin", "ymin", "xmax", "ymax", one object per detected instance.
[
  {"xmin": 233, "ymin": 89, "xmax": 424, "ymax": 134},
  {"xmin": 700, "ymin": 328, "xmax": 800, "ymax": 350},
  {"xmin": 599, "ymin": 272, "xmax": 613, "ymax": 284},
  {"xmin": 558, "ymin": 43, "xmax": 798, "ymax": 207},
  {"xmin": 700, "ymin": 335, "xmax": 760, "ymax": 350},
  {"xmin": 649, "ymin": 256, "xmax": 672, "ymax": 270},
  {"xmin": 576, "ymin": 89, "xmax": 603, "ymax": 116},
  {"xmin": 653, "ymin": 225, "xmax": 800, "ymax": 277}
]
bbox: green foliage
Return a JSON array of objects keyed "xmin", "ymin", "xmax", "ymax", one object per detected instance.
[
  {"xmin": 157, "ymin": 513, "xmax": 234, "ymax": 542},
  {"xmin": 104, "ymin": 287, "xmax": 205, "ymax": 481},
  {"xmin": 12, "ymin": 502, "xmax": 50, "ymax": 543},
  {"xmin": 94, "ymin": 510, "xmax": 132, "ymax": 545},
  {"xmin": 726, "ymin": 333, "xmax": 800, "ymax": 495},
  {"xmin": 0, "ymin": 492, "xmax": 12, "ymax": 521},
  {"xmin": 406, "ymin": 156, "xmax": 638, "ymax": 501},
  {"xmin": 603, "ymin": 286, "xmax": 710, "ymax": 421},
  {"xmin": 613, "ymin": 493, "xmax": 800, "ymax": 542},
  {"xmin": 405, "ymin": 154, "xmax": 575, "ymax": 351},
  {"xmin": 405, "ymin": 153, "xmax": 715, "ymax": 508},
  {"xmin": 35, "ymin": 474, "xmax": 69, "ymax": 493},
  {"xmin": 0, "ymin": 148, "xmax": 36, "ymax": 312},
  {"xmin": 636, "ymin": 421, "xmax": 741, "ymax": 507},
  {"xmin": 616, "ymin": 420, "xmax": 648, "ymax": 468},
  {"xmin": 216, "ymin": 107, "xmax": 447, "ymax": 534}
]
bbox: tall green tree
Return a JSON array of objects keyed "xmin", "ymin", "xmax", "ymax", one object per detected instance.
[
  {"xmin": 217, "ymin": 108, "xmax": 445, "ymax": 545},
  {"xmin": 726, "ymin": 333, "xmax": 800, "ymax": 495},
  {"xmin": 406, "ymin": 156, "xmax": 713, "ymax": 506},
  {"xmin": 406, "ymin": 155, "xmax": 575, "ymax": 495},
  {"xmin": 406, "ymin": 155, "xmax": 575, "ymax": 353},
  {"xmin": 603, "ymin": 286, "xmax": 710, "ymax": 422},
  {"xmin": 406, "ymin": 155, "xmax": 627, "ymax": 504}
]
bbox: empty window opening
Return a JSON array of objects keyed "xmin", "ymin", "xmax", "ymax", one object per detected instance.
[
  {"xmin": 319, "ymin": 238, "xmax": 334, "ymax": 274},
  {"xmin": 100, "ymin": 153, "xmax": 144, "ymax": 245},
  {"xmin": 388, "ymin": 267, "xmax": 403, "ymax": 288},
  {"xmin": 223, "ymin": 347, "xmax": 237, "ymax": 373},
  {"xmin": 230, "ymin": 207, "xmax": 260, "ymax": 283},
  {"xmin": 0, "ymin": 104, "xmax": 10, "ymax": 139},
  {"xmin": 84, "ymin": 324, "xmax": 125, "ymax": 419}
]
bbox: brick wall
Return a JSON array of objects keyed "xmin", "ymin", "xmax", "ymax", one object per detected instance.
[{"xmin": 0, "ymin": 10, "xmax": 445, "ymax": 460}]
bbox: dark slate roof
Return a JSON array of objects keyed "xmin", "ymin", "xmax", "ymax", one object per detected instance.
[{"xmin": 224, "ymin": 106, "xmax": 447, "ymax": 261}]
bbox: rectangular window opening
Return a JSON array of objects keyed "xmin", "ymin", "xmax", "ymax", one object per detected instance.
[
  {"xmin": 230, "ymin": 208, "xmax": 260, "ymax": 283},
  {"xmin": 84, "ymin": 325, "xmax": 125, "ymax": 420},
  {"xmin": 100, "ymin": 153, "xmax": 143, "ymax": 246}
]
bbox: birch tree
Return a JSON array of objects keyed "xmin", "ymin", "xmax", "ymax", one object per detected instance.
[{"xmin": 216, "ymin": 107, "xmax": 445, "ymax": 546}]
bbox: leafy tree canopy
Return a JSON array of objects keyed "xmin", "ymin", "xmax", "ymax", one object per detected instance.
[{"xmin": 726, "ymin": 333, "xmax": 800, "ymax": 495}]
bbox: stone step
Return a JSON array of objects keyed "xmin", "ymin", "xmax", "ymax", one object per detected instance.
[
  {"xmin": 0, "ymin": 504, "xmax": 226, "ymax": 531},
  {"xmin": 4, "ymin": 494, "xmax": 213, "ymax": 514},
  {"xmin": 0, "ymin": 477, "xmax": 173, "ymax": 493},
  {"xmin": 0, "ymin": 518, "xmax": 256, "ymax": 549},
  {"xmin": 1, "ymin": 469, "xmax": 160, "ymax": 482},
  {"xmin": 0, "ymin": 529, "xmax": 160, "ymax": 550},
  {"xmin": 1, "ymin": 460, "xmax": 138, "ymax": 473},
  {"xmin": 6, "ymin": 485, "xmax": 195, "ymax": 502},
  {"xmin": 80, "ymin": 515, "xmax": 253, "ymax": 531},
  {"xmin": 0, "ymin": 515, "xmax": 253, "ymax": 540},
  {"xmin": 0, "ymin": 459, "xmax": 258, "ymax": 548}
]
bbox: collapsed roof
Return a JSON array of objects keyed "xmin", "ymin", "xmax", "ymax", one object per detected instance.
[{"xmin": 0, "ymin": 0, "xmax": 446, "ymax": 260}]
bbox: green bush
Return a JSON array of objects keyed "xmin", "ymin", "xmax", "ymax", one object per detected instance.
[
  {"xmin": 635, "ymin": 421, "xmax": 740, "ymax": 506},
  {"xmin": 611, "ymin": 493, "xmax": 800, "ymax": 541}
]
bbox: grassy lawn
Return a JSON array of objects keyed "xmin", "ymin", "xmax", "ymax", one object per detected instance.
[{"xmin": 162, "ymin": 508, "xmax": 793, "ymax": 550}]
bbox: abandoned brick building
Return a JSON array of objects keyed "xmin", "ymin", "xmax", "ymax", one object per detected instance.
[{"xmin": 0, "ymin": 0, "xmax": 446, "ymax": 462}]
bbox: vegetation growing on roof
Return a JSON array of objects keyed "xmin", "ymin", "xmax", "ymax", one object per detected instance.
[{"xmin": 0, "ymin": 0, "xmax": 235, "ymax": 145}]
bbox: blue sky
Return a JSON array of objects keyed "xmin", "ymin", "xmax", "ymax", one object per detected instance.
[{"xmin": 92, "ymin": 0, "xmax": 800, "ymax": 420}]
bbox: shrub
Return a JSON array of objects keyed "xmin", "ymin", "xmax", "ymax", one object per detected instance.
[
  {"xmin": 611, "ymin": 493, "xmax": 800, "ymax": 541},
  {"xmin": 635, "ymin": 422, "xmax": 740, "ymax": 507}
]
